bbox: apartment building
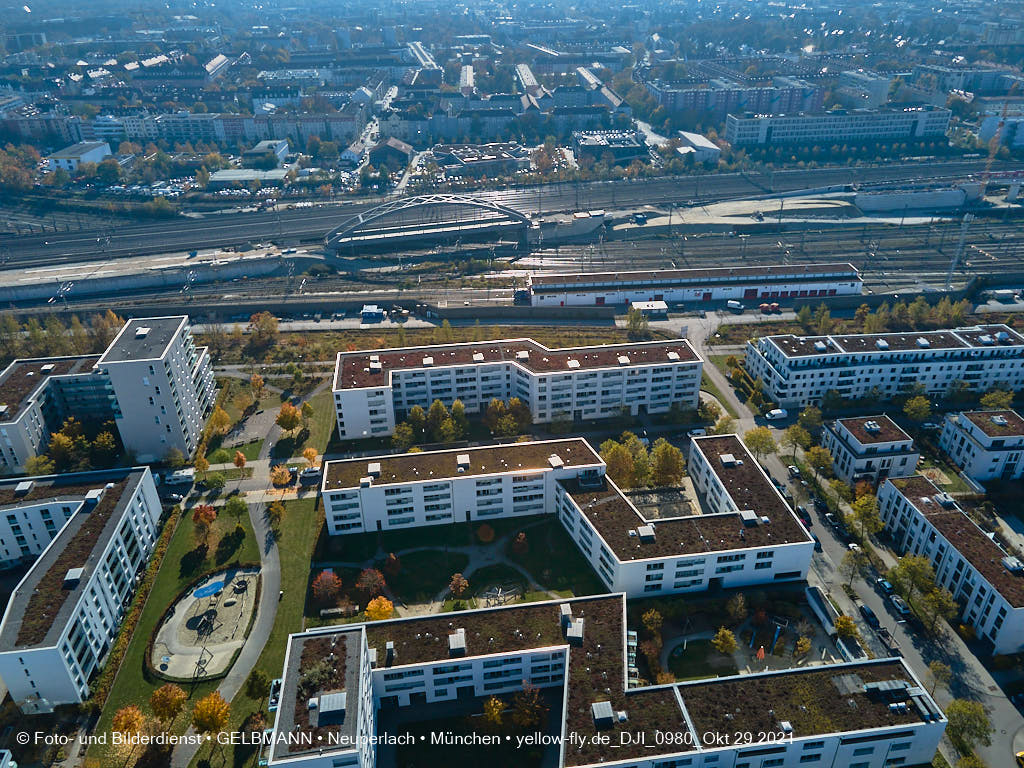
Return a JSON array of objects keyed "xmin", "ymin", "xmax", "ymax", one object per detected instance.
[
  {"xmin": 331, "ymin": 338, "xmax": 702, "ymax": 441},
  {"xmin": 822, "ymin": 415, "xmax": 920, "ymax": 484},
  {"xmin": 323, "ymin": 435, "xmax": 813, "ymax": 598},
  {"xmin": 836, "ymin": 70, "xmax": 894, "ymax": 108},
  {"xmin": 878, "ymin": 475, "xmax": 1024, "ymax": 654},
  {"xmin": 527, "ymin": 263, "xmax": 862, "ymax": 307},
  {"xmin": 267, "ymin": 594, "xmax": 945, "ymax": 768},
  {"xmin": 0, "ymin": 468, "xmax": 162, "ymax": 711},
  {"xmin": 645, "ymin": 77, "xmax": 823, "ymax": 118},
  {"xmin": 0, "ymin": 315, "xmax": 215, "ymax": 472},
  {"xmin": 939, "ymin": 410, "xmax": 1024, "ymax": 483},
  {"xmin": 724, "ymin": 106, "xmax": 951, "ymax": 147},
  {"xmin": 744, "ymin": 324, "xmax": 1024, "ymax": 409}
]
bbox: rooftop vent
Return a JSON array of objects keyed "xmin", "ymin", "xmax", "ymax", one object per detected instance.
[
  {"xmin": 916, "ymin": 337, "xmax": 930, "ymax": 348},
  {"xmin": 739, "ymin": 509, "xmax": 760, "ymax": 527},
  {"xmin": 14, "ymin": 480, "xmax": 33, "ymax": 496},
  {"xmin": 422, "ymin": 356, "xmax": 434, "ymax": 367},
  {"xmin": 135, "ymin": 326, "xmax": 151, "ymax": 338},
  {"xmin": 637, "ymin": 524, "xmax": 655, "ymax": 542},
  {"xmin": 813, "ymin": 341, "xmax": 828, "ymax": 352},
  {"xmin": 367, "ymin": 462, "xmax": 381, "ymax": 477},
  {"xmin": 864, "ymin": 420, "xmax": 881, "ymax": 434},
  {"xmin": 991, "ymin": 414, "xmax": 1009, "ymax": 427},
  {"xmin": 369, "ymin": 361, "xmax": 382, "ymax": 373},
  {"xmin": 63, "ymin": 567, "xmax": 84, "ymax": 589},
  {"xmin": 617, "ymin": 355, "xmax": 630, "ymax": 366},
  {"xmin": 516, "ymin": 350, "xmax": 529, "ymax": 361},
  {"xmin": 616, "ymin": 710, "xmax": 628, "ymax": 722},
  {"xmin": 84, "ymin": 487, "xmax": 105, "ymax": 508},
  {"xmin": 41, "ymin": 363, "xmax": 55, "ymax": 373},
  {"xmin": 567, "ymin": 617, "xmax": 585, "ymax": 646},
  {"xmin": 360, "ymin": 476, "xmax": 372, "ymax": 488},
  {"xmin": 448, "ymin": 627, "xmax": 466, "ymax": 657},
  {"xmin": 667, "ymin": 351, "xmax": 680, "ymax": 361},
  {"xmin": 0, "ymin": 405, "xmax": 7, "ymax": 417},
  {"xmin": 591, "ymin": 700, "xmax": 614, "ymax": 730},
  {"xmin": 779, "ymin": 721, "xmax": 793, "ymax": 734},
  {"xmin": 367, "ymin": 647, "xmax": 378, "ymax": 668},
  {"xmin": 548, "ymin": 454, "xmax": 564, "ymax": 469},
  {"xmin": 720, "ymin": 453, "xmax": 737, "ymax": 468},
  {"xmin": 979, "ymin": 334, "xmax": 995, "ymax": 346},
  {"xmin": 473, "ymin": 352, "xmax": 485, "ymax": 362},
  {"xmin": 370, "ymin": 355, "xmax": 380, "ymax": 363},
  {"xmin": 567, "ymin": 359, "xmax": 581, "ymax": 369},
  {"xmin": 456, "ymin": 454, "xmax": 471, "ymax": 472},
  {"xmin": 875, "ymin": 339, "xmax": 890, "ymax": 350},
  {"xmin": 1002, "ymin": 555, "xmax": 1024, "ymax": 573},
  {"xmin": 996, "ymin": 330, "xmax": 1011, "ymax": 343},
  {"xmin": 560, "ymin": 604, "xmax": 573, "ymax": 628},
  {"xmin": 317, "ymin": 692, "xmax": 347, "ymax": 726},
  {"xmin": 385, "ymin": 640, "xmax": 395, "ymax": 666},
  {"xmin": 933, "ymin": 492, "xmax": 955, "ymax": 508}
]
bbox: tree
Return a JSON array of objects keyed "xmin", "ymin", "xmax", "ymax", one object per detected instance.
[
  {"xmin": 797, "ymin": 406, "xmax": 823, "ymax": 432},
  {"xmin": 192, "ymin": 505, "xmax": 217, "ymax": 543},
  {"xmin": 24, "ymin": 454, "xmax": 55, "ymax": 475},
  {"xmin": 980, "ymin": 389, "xmax": 1014, "ymax": 410},
  {"xmin": 903, "ymin": 395, "xmax": 932, "ymax": 423},
  {"xmin": 850, "ymin": 493, "xmax": 883, "ymax": 539},
  {"xmin": 743, "ymin": 426, "xmax": 776, "ymax": 459},
  {"xmin": 192, "ymin": 691, "xmax": 231, "ymax": 740},
  {"xmin": 449, "ymin": 572, "xmax": 469, "ymax": 598},
  {"xmin": 392, "ymin": 422, "xmax": 416, "ymax": 451},
  {"xmin": 928, "ymin": 660, "xmax": 952, "ymax": 695},
  {"xmin": 365, "ymin": 596, "xmax": 393, "ymax": 620},
  {"xmin": 626, "ymin": 306, "xmax": 652, "ymax": 340},
  {"xmin": 888, "ymin": 555, "xmax": 937, "ymax": 603},
  {"xmin": 650, "ymin": 439, "xmax": 685, "ymax": 486},
  {"xmin": 945, "ymin": 699, "xmax": 993, "ymax": 752},
  {"xmin": 451, "ymin": 399, "xmax": 469, "ymax": 436},
  {"xmin": 383, "ymin": 552, "xmax": 402, "ymax": 579},
  {"xmin": 276, "ymin": 402, "xmax": 302, "ymax": 434},
  {"xmin": 483, "ymin": 695, "xmax": 504, "ymax": 726},
  {"xmin": 920, "ymin": 588, "xmax": 958, "ymax": 632},
  {"xmin": 511, "ymin": 532, "xmax": 529, "ymax": 556},
  {"xmin": 194, "ymin": 454, "xmax": 209, "ymax": 479},
  {"xmin": 833, "ymin": 614, "xmax": 858, "ymax": 639},
  {"xmin": 301, "ymin": 400, "xmax": 314, "ymax": 427},
  {"xmin": 233, "ymin": 451, "xmax": 247, "ymax": 489},
  {"xmin": 245, "ymin": 669, "xmax": 272, "ymax": 712},
  {"xmin": 164, "ymin": 447, "xmax": 186, "ymax": 469},
  {"xmin": 223, "ymin": 496, "xmax": 248, "ymax": 522},
  {"xmin": 111, "ymin": 705, "xmax": 146, "ymax": 759},
  {"xmin": 209, "ymin": 405, "xmax": 232, "ymax": 436},
  {"xmin": 312, "ymin": 570, "xmax": 343, "ymax": 606},
  {"xmin": 92, "ymin": 431, "xmax": 118, "ymax": 466},
  {"xmin": 407, "ymin": 405, "xmax": 427, "ymax": 440},
  {"xmin": 355, "ymin": 568, "xmax": 386, "ymax": 598},
  {"xmin": 96, "ymin": 158, "xmax": 122, "ymax": 184},
  {"xmin": 268, "ymin": 500, "xmax": 286, "ymax": 528},
  {"xmin": 247, "ymin": 311, "xmax": 279, "ymax": 348},
  {"xmin": 840, "ymin": 549, "xmax": 868, "ymax": 587},
  {"xmin": 794, "ymin": 636, "xmax": 812, "ymax": 656},
  {"xmin": 600, "ymin": 441, "xmax": 636, "ymax": 488},
  {"xmin": 805, "ymin": 446, "xmax": 834, "ymax": 480},
  {"xmin": 269, "ymin": 464, "xmax": 291, "ymax": 487},
  {"xmin": 780, "ymin": 425, "xmax": 811, "ymax": 458},
  {"xmin": 956, "ymin": 756, "xmax": 987, "ymax": 768},
  {"xmin": 512, "ymin": 681, "xmax": 548, "ymax": 728},
  {"xmin": 641, "ymin": 608, "xmax": 663, "ymax": 636},
  {"xmin": 150, "ymin": 683, "xmax": 187, "ymax": 725},
  {"xmin": 830, "ymin": 478, "xmax": 855, "ymax": 505},
  {"xmin": 711, "ymin": 627, "xmax": 737, "ymax": 655},
  {"xmin": 205, "ymin": 472, "xmax": 226, "ymax": 493},
  {"xmin": 250, "ymin": 373, "xmax": 266, "ymax": 399},
  {"xmin": 726, "ymin": 593, "xmax": 748, "ymax": 624},
  {"xmin": 712, "ymin": 415, "xmax": 736, "ymax": 435},
  {"xmin": 426, "ymin": 399, "xmax": 449, "ymax": 442}
]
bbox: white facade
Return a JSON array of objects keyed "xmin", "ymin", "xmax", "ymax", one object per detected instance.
[
  {"xmin": 270, "ymin": 595, "xmax": 946, "ymax": 768},
  {"xmin": 745, "ymin": 324, "xmax": 1024, "ymax": 409},
  {"xmin": 725, "ymin": 107, "xmax": 951, "ymax": 146},
  {"xmin": 332, "ymin": 339, "xmax": 702, "ymax": 441},
  {"xmin": 97, "ymin": 316, "xmax": 216, "ymax": 462},
  {"xmin": 878, "ymin": 476, "xmax": 1024, "ymax": 655},
  {"xmin": 677, "ymin": 130, "xmax": 721, "ymax": 163},
  {"xmin": 939, "ymin": 410, "xmax": 1024, "ymax": 482},
  {"xmin": 821, "ymin": 416, "xmax": 920, "ymax": 484},
  {"xmin": 0, "ymin": 468, "xmax": 161, "ymax": 710},
  {"xmin": 527, "ymin": 263, "xmax": 862, "ymax": 307},
  {"xmin": 46, "ymin": 141, "xmax": 111, "ymax": 171}
]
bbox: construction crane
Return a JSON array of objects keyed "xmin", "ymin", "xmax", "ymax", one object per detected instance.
[{"xmin": 980, "ymin": 81, "xmax": 1020, "ymax": 192}]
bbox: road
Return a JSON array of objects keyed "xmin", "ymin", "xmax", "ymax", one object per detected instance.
[
  {"xmin": 680, "ymin": 313, "xmax": 1024, "ymax": 768},
  {"xmin": 1, "ymin": 159, "xmax": 1019, "ymax": 265}
]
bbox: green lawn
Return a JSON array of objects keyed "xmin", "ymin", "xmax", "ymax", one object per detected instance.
[
  {"xmin": 700, "ymin": 371, "xmax": 739, "ymax": 419},
  {"xmin": 387, "ymin": 550, "xmax": 470, "ymax": 604},
  {"xmin": 207, "ymin": 439, "xmax": 263, "ymax": 464},
  {"xmin": 188, "ymin": 497, "xmax": 322, "ymax": 768},
  {"xmin": 667, "ymin": 638, "xmax": 738, "ymax": 681},
  {"xmin": 90, "ymin": 505, "xmax": 260, "ymax": 763},
  {"xmin": 508, "ymin": 519, "xmax": 605, "ymax": 597},
  {"xmin": 271, "ymin": 388, "xmax": 337, "ymax": 460}
]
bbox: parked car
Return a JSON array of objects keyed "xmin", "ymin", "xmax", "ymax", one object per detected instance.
[
  {"xmin": 765, "ymin": 408, "xmax": 788, "ymax": 420},
  {"xmin": 858, "ymin": 602, "xmax": 881, "ymax": 629},
  {"xmin": 875, "ymin": 578, "xmax": 895, "ymax": 595},
  {"xmin": 824, "ymin": 512, "xmax": 839, "ymax": 528},
  {"xmin": 299, "ymin": 466, "xmax": 321, "ymax": 483},
  {"xmin": 787, "ymin": 465, "xmax": 801, "ymax": 478},
  {"xmin": 795, "ymin": 505, "xmax": 812, "ymax": 526},
  {"xmin": 811, "ymin": 533, "xmax": 823, "ymax": 552},
  {"xmin": 812, "ymin": 497, "xmax": 829, "ymax": 515},
  {"xmin": 847, "ymin": 542, "xmax": 861, "ymax": 553},
  {"xmin": 889, "ymin": 594, "xmax": 912, "ymax": 620},
  {"xmin": 688, "ymin": 428, "xmax": 707, "ymax": 437}
]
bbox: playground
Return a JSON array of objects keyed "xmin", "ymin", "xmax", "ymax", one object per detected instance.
[{"xmin": 151, "ymin": 566, "xmax": 261, "ymax": 680}]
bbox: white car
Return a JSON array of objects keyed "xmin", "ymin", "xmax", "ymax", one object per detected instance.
[
  {"xmin": 688, "ymin": 428, "xmax": 707, "ymax": 437},
  {"xmin": 765, "ymin": 408, "xmax": 788, "ymax": 420}
]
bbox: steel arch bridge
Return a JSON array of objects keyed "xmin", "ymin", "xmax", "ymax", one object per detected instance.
[{"xmin": 324, "ymin": 194, "xmax": 530, "ymax": 250}]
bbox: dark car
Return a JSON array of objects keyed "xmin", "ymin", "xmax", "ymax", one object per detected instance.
[
  {"xmin": 795, "ymin": 505, "xmax": 812, "ymax": 526},
  {"xmin": 858, "ymin": 602, "xmax": 881, "ymax": 629},
  {"xmin": 824, "ymin": 512, "xmax": 839, "ymax": 528},
  {"xmin": 875, "ymin": 578, "xmax": 895, "ymax": 595},
  {"xmin": 811, "ymin": 533, "xmax": 823, "ymax": 552},
  {"xmin": 812, "ymin": 497, "xmax": 829, "ymax": 515}
]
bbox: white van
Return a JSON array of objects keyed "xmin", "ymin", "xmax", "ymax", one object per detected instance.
[{"xmin": 765, "ymin": 408, "xmax": 788, "ymax": 420}]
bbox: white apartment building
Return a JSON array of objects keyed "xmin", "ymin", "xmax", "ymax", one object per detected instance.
[
  {"xmin": 268, "ymin": 594, "xmax": 946, "ymax": 768},
  {"xmin": 724, "ymin": 106, "xmax": 951, "ymax": 147},
  {"xmin": 837, "ymin": 70, "xmax": 894, "ymax": 108},
  {"xmin": 822, "ymin": 415, "xmax": 920, "ymax": 484},
  {"xmin": 332, "ymin": 339, "xmax": 702, "ymax": 441},
  {"xmin": 0, "ymin": 316, "xmax": 215, "ymax": 473},
  {"xmin": 322, "ymin": 436, "xmax": 813, "ymax": 598},
  {"xmin": 878, "ymin": 475, "xmax": 1024, "ymax": 655},
  {"xmin": 745, "ymin": 324, "xmax": 1024, "ymax": 409},
  {"xmin": 46, "ymin": 141, "xmax": 111, "ymax": 171},
  {"xmin": 96, "ymin": 316, "xmax": 216, "ymax": 462},
  {"xmin": 939, "ymin": 409, "xmax": 1024, "ymax": 482},
  {"xmin": 0, "ymin": 468, "xmax": 162, "ymax": 711},
  {"xmin": 526, "ymin": 263, "xmax": 862, "ymax": 307}
]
